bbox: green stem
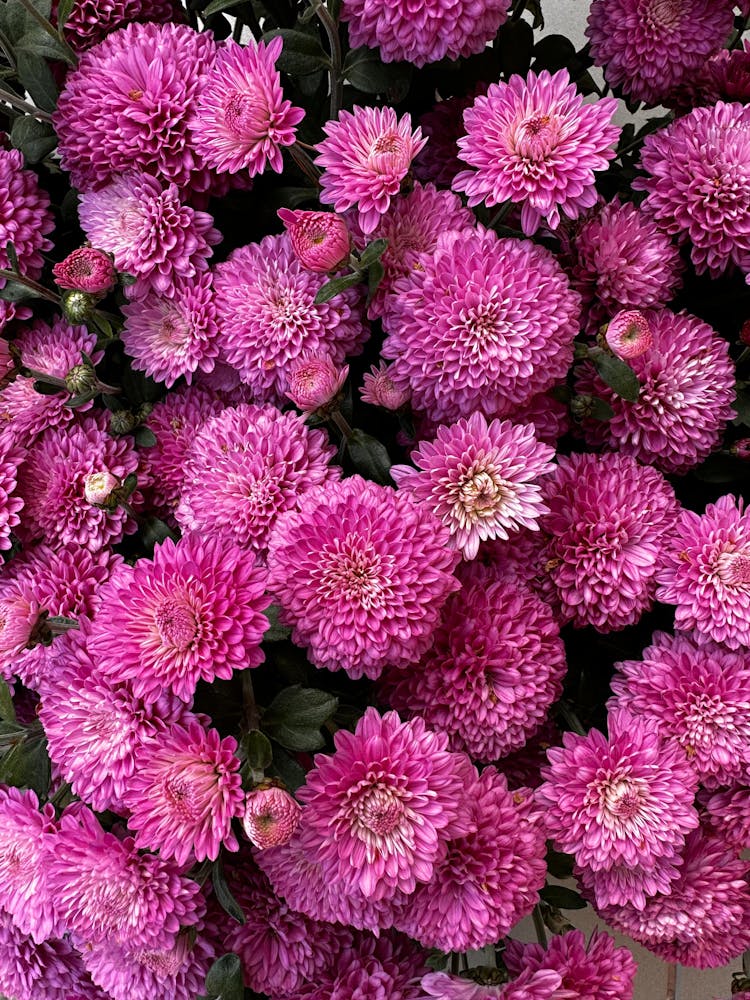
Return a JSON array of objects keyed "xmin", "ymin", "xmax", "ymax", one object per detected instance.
[
  {"xmin": 242, "ymin": 672, "xmax": 260, "ymax": 732},
  {"xmin": 15, "ymin": 0, "xmax": 77, "ymax": 66},
  {"xmin": 556, "ymin": 701, "xmax": 587, "ymax": 737},
  {"xmin": 330, "ymin": 408, "xmax": 353, "ymax": 440},
  {"xmin": 0, "ymin": 268, "xmax": 60, "ymax": 303},
  {"xmin": 288, "ymin": 142, "xmax": 321, "ymax": 186},
  {"xmin": 532, "ymin": 905, "xmax": 548, "ymax": 948},
  {"xmin": 0, "ymin": 27, "xmax": 17, "ymax": 70},
  {"xmin": 0, "ymin": 86, "xmax": 53, "ymax": 122},
  {"xmin": 49, "ymin": 781, "xmax": 72, "ymax": 808},
  {"xmin": 487, "ymin": 201, "xmax": 515, "ymax": 229},
  {"xmin": 313, "ymin": 1, "xmax": 343, "ymax": 120},
  {"xmin": 731, "ymin": 14, "xmax": 750, "ymax": 49}
]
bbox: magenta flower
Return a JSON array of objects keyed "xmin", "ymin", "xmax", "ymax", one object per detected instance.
[
  {"xmin": 415, "ymin": 87, "xmax": 488, "ymax": 189},
  {"xmin": 267, "ymin": 477, "xmax": 459, "ymax": 679},
  {"xmin": 587, "ymin": 0, "xmax": 735, "ymax": 106},
  {"xmin": 242, "ymin": 786, "xmax": 301, "ymax": 849},
  {"xmin": 284, "ymin": 354, "xmax": 348, "ymax": 414},
  {"xmin": 382, "ymin": 226, "xmax": 581, "ymax": 424},
  {"xmin": 56, "ymin": 0, "xmax": 181, "ymax": 53},
  {"xmin": 703, "ymin": 785, "xmax": 750, "ymax": 852},
  {"xmin": 214, "ymin": 233, "xmax": 367, "ymax": 402},
  {"xmin": 0, "ymin": 912, "xmax": 102, "ymax": 1000},
  {"xmin": 453, "ymin": 70, "xmax": 619, "ymax": 235},
  {"xmin": 360, "ymin": 361, "xmax": 410, "ymax": 410},
  {"xmin": 392, "ymin": 413, "xmax": 555, "ymax": 559},
  {"xmin": 88, "ymin": 532, "xmax": 270, "ymax": 703},
  {"xmin": 190, "ymin": 37, "xmax": 304, "ymax": 176},
  {"xmin": 278, "ymin": 208, "xmax": 351, "ymax": 273},
  {"xmin": 604, "ymin": 309, "xmax": 653, "ymax": 359},
  {"xmin": 341, "ymin": 0, "xmax": 509, "ymax": 66},
  {"xmin": 45, "ymin": 805, "xmax": 203, "ymax": 947},
  {"xmin": 540, "ymin": 452, "xmax": 679, "ymax": 631},
  {"xmin": 382, "ymin": 575, "xmax": 566, "ymax": 762},
  {"xmin": 635, "ymin": 102, "xmax": 750, "ymax": 281},
  {"xmin": 298, "ymin": 708, "xmax": 468, "ymax": 901},
  {"xmin": 176, "ymin": 403, "xmax": 339, "ymax": 559},
  {"xmin": 610, "ymin": 630, "xmax": 750, "ymax": 787},
  {"xmin": 315, "ymin": 106, "xmax": 426, "ymax": 234},
  {"xmin": 122, "ymin": 720, "xmax": 244, "ymax": 864},
  {"xmin": 538, "ymin": 710, "xmax": 699, "ymax": 904},
  {"xmin": 78, "ymin": 172, "xmax": 219, "ymax": 300},
  {"xmin": 53, "ymin": 247, "xmax": 116, "ymax": 294},
  {"xmin": 561, "ymin": 197, "xmax": 682, "ymax": 332},
  {"xmin": 0, "ymin": 585, "xmax": 42, "ymax": 680},
  {"xmin": 656, "ymin": 495, "xmax": 750, "ymax": 649},
  {"xmin": 422, "ymin": 968, "xmax": 567, "ymax": 1000},
  {"xmin": 122, "ymin": 271, "xmax": 219, "ymax": 387},
  {"xmin": 0, "ymin": 436, "xmax": 23, "ymax": 552},
  {"xmin": 55, "ymin": 21, "xmax": 217, "ymax": 193},
  {"xmin": 393, "ymin": 765, "xmax": 546, "ymax": 952}
]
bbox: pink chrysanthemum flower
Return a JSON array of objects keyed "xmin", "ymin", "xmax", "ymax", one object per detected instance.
[
  {"xmin": 140, "ymin": 384, "xmax": 223, "ymax": 520},
  {"xmin": 214, "ymin": 233, "xmax": 367, "ymax": 402},
  {"xmin": 82, "ymin": 928, "xmax": 215, "ymax": 1000},
  {"xmin": 598, "ymin": 829, "xmax": 750, "ymax": 968},
  {"xmin": 610, "ymin": 630, "xmax": 750, "ymax": 787},
  {"xmin": 575, "ymin": 309, "xmax": 735, "ymax": 474},
  {"xmin": 422, "ymin": 968, "xmax": 567, "ymax": 1000},
  {"xmin": 562, "ymin": 197, "xmax": 683, "ymax": 332},
  {"xmin": 121, "ymin": 271, "xmax": 219, "ymax": 386},
  {"xmin": 392, "ymin": 414, "xmax": 555, "ymax": 560},
  {"xmin": 16, "ymin": 414, "xmax": 139, "ymax": 552},
  {"xmin": 0, "ymin": 318, "xmax": 100, "ymax": 446},
  {"xmin": 122, "ymin": 720, "xmax": 244, "ymax": 865},
  {"xmin": 220, "ymin": 863, "xmax": 351, "ymax": 997},
  {"xmin": 504, "ymin": 930, "xmax": 637, "ymax": 1000},
  {"xmin": 176, "ymin": 403, "xmax": 339, "ymax": 559},
  {"xmin": 285, "ymin": 354, "xmax": 348, "ymax": 414},
  {"xmin": 341, "ymin": 0, "xmax": 508, "ymax": 66},
  {"xmin": 415, "ymin": 88, "xmax": 488, "ymax": 189},
  {"xmin": 0, "ymin": 436, "xmax": 23, "ymax": 552},
  {"xmin": 577, "ymin": 852, "xmax": 683, "ymax": 913},
  {"xmin": 190, "ymin": 37, "xmax": 303, "ymax": 175},
  {"xmin": 381, "ymin": 575, "xmax": 565, "ymax": 762},
  {"xmin": 0, "ymin": 912, "xmax": 103, "ymax": 1000},
  {"xmin": 604, "ymin": 309, "xmax": 653, "ymax": 359},
  {"xmin": 267, "ymin": 477, "xmax": 459, "ymax": 679},
  {"xmin": 392, "ymin": 765, "xmax": 546, "ymax": 952},
  {"xmin": 0, "ymin": 148, "xmax": 54, "ymax": 332},
  {"xmin": 53, "ymin": 246, "xmax": 116, "ymax": 294},
  {"xmin": 360, "ymin": 361, "xmax": 410, "ymax": 410},
  {"xmin": 538, "ymin": 711, "xmax": 699, "ymax": 902},
  {"xmin": 55, "ymin": 21, "xmax": 217, "ymax": 193},
  {"xmin": 45, "ymin": 805, "xmax": 203, "ymax": 947},
  {"xmin": 513, "ymin": 391, "xmax": 571, "ymax": 446},
  {"xmin": 315, "ymin": 106, "xmax": 427, "ymax": 234},
  {"xmin": 702, "ymin": 785, "xmax": 750, "ymax": 851},
  {"xmin": 55, "ymin": 0, "xmax": 182, "ymax": 54},
  {"xmin": 278, "ymin": 208, "xmax": 351, "ymax": 273},
  {"xmin": 78, "ymin": 172, "xmax": 219, "ymax": 300},
  {"xmin": 382, "ymin": 226, "xmax": 581, "ymax": 424},
  {"xmin": 350, "ymin": 182, "xmax": 474, "ymax": 319},
  {"xmin": 539, "ymin": 452, "xmax": 679, "ymax": 631},
  {"xmin": 453, "ymin": 70, "xmax": 619, "ymax": 235},
  {"xmin": 695, "ymin": 41, "xmax": 750, "ymax": 105},
  {"xmin": 87, "ymin": 532, "xmax": 270, "ymax": 703},
  {"xmin": 243, "ymin": 786, "xmax": 301, "ymax": 849},
  {"xmin": 635, "ymin": 102, "xmax": 750, "ymax": 281},
  {"xmin": 586, "ymin": 0, "xmax": 734, "ymax": 106},
  {"xmin": 297, "ymin": 708, "xmax": 468, "ymax": 901},
  {"xmin": 656, "ymin": 494, "xmax": 750, "ymax": 649},
  {"xmin": 0, "ymin": 787, "xmax": 61, "ymax": 944},
  {"xmin": 0, "ymin": 583, "xmax": 42, "ymax": 682},
  {"xmin": 40, "ymin": 625, "xmax": 190, "ymax": 813}
]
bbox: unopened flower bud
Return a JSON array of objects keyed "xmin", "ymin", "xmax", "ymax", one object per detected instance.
[
  {"xmin": 570, "ymin": 394, "xmax": 595, "ymax": 420},
  {"xmin": 285, "ymin": 354, "xmax": 348, "ymax": 414},
  {"xmin": 278, "ymin": 208, "xmax": 351, "ymax": 273},
  {"xmin": 360, "ymin": 361, "xmax": 410, "ymax": 411},
  {"xmin": 242, "ymin": 786, "xmax": 301, "ymax": 850},
  {"xmin": 53, "ymin": 246, "xmax": 116, "ymax": 294},
  {"xmin": 65, "ymin": 361, "xmax": 98, "ymax": 396},
  {"xmin": 604, "ymin": 309, "xmax": 653, "ymax": 360},
  {"xmin": 732, "ymin": 438, "xmax": 750, "ymax": 460},
  {"xmin": 61, "ymin": 289, "xmax": 96, "ymax": 324},
  {"xmin": 109, "ymin": 410, "xmax": 138, "ymax": 435},
  {"xmin": 84, "ymin": 471, "xmax": 119, "ymax": 507}
]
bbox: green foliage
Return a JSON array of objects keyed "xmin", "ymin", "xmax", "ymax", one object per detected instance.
[
  {"xmin": 202, "ymin": 953, "xmax": 244, "ymax": 1000},
  {"xmin": 262, "ymin": 685, "xmax": 338, "ymax": 751}
]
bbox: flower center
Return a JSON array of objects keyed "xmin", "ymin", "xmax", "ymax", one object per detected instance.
[
  {"xmin": 458, "ymin": 468, "xmax": 509, "ymax": 519},
  {"xmin": 599, "ymin": 776, "xmax": 646, "ymax": 821},
  {"xmin": 515, "ymin": 113, "xmax": 562, "ymax": 160},
  {"xmin": 317, "ymin": 536, "xmax": 386, "ymax": 610},
  {"xmin": 369, "ymin": 131, "xmax": 409, "ymax": 171},
  {"xmin": 646, "ymin": 0, "xmax": 681, "ymax": 30},
  {"xmin": 154, "ymin": 598, "xmax": 198, "ymax": 650},
  {"xmin": 224, "ymin": 90, "xmax": 266, "ymax": 137},
  {"xmin": 163, "ymin": 775, "xmax": 196, "ymax": 821},
  {"xmin": 715, "ymin": 549, "xmax": 750, "ymax": 587},
  {"xmin": 353, "ymin": 785, "xmax": 404, "ymax": 836}
]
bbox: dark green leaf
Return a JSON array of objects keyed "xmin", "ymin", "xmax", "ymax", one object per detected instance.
[
  {"xmin": 425, "ymin": 950, "xmax": 449, "ymax": 971},
  {"xmin": 497, "ymin": 18, "xmax": 534, "ymax": 77},
  {"xmin": 263, "ymin": 685, "xmax": 338, "ymax": 752},
  {"xmin": 358, "ymin": 238, "xmax": 387, "ymax": 269},
  {"xmin": 57, "ymin": 0, "xmax": 75, "ymax": 30},
  {"xmin": 268, "ymin": 744, "xmax": 307, "ymax": 792},
  {"xmin": 694, "ymin": 453, "xmax": 750, "ymax": 484},
  {"xmin": 0, "ymin": 279, "xmax": 35, "ymax": 303},
  {"xmin": 588, "ymin": 396, "xmax": 614, "ymax": 422},
  {"xmin": 262, "ymin": 28, "xmax": 330, "ymax": 75},
  {"xmin": 343, "ymin": 46, "xmax": 411, "ymax": 97},
  {"xmin": 16, "ymin": 28, "xmax": 74, "ymax": 64},
  {"xmin": 33, "ymin": 380, "xmax": 63, "ymax": 396},
  {"xmin": 204, "ymin": 953, "xmax": 244, "ymax": 1000},
  {"xmin": 263, "ymin": 604, "xmax": 292, "ymax": 642},
  {"xmin": 16, "ymin": 51, "xmax": 59, "ymax": 112},
  {"xmin": 734, "ymin": 383, "xmax": 750, "ymax": 427},
  {"xmin": 347, "ymin": 428, "xmax": 391, "ymax": 485},
  {"xmin": 141, "ymin": 516, "xmax": 178, "ymax": 551},
  {"xmin": 5, "ymin": 242, "xmax": 18, "ymax": 274},
  {"xmin": 10, "ymin": 115, "xmax": 57, "ymax": 163},
  {"xmin": 314, "ymin": 271, "xmax": 362, "ymax": 304},
  {"xmin": 591, "ymin": 350, "xmax": 640, "ymax": 402},
  {"xmin": 211, "ymin": 861, "xmax": 245, "ymax": 925},
  {"xmin": 121, "ymin": 473, "xmax": 138, "ymax": 498},
  {"xmin": 367, "ymin": 258, "xmax": 385, "ymax": 301},
  {"xmin": 540, "ymin": 884, "xmax": 587, "ymax": 910},
  {"xmin": 241, "ymin": 729, "xmax": 273, "ymax": 772},
  {"xmin": 0, "ymin": 681, "xmax": 16, "ymax": 723},
  {"xmin": 65, "ymin": 390, "xmax": 97, "ymax": 408},
  {"xmin": 0, "ymin": 736, "xmax": 51, "ymax": 797},
  {"xmin": 533, "ymin": 34, "xmax": 576, "ymax": 73},
  {"xmin": 202, "ymin": 0, "xmax": 245, "ymax": 15},
  {"xmin": 134, "ymin": 426, "xmax": 156, "ymax": 448},
  {"xmin": 545, "ymin": 846, "xmax": 575, "ymax": 880}
]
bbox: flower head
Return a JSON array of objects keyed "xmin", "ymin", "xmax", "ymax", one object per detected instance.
[
  {"xmin": 53, "ymin": 247, "xmax": 116, "ymax": 294},
  {"xmin": 415, "ymin": 88, "xmax": 488, "ymax": 189},
  {"xmin": 453, "ymin": 70, "xmax": 619, "ymax": 235},
  {"xmin": 285, "ymin": 354, "xmax": 348, "ymax": 414},
  {"xmin": 587, "ymin": 0, "xmax": 735, "ymax": 106},
  {"xmin": 243, "ymin": 786, "xmax": 301, "ymax": 849},
  {"xmin": 422, "ymin": 969, "xmax": 567, "ymax": 1000},
  {"xmin": 0, "ymin": 912, "xmax": 102, "ymax": 1000},
  {"xmin": 87, "ymin": 532, "xmax": 270, "ymax": 703},
  {"xmin": 267, "ymin": 477, "xmax": 459, "ymax": 679},
  {"xmin": 299, "ymin": 708, "xmax": 469, "ymax": 901},
  {"xmin": 382, "ymin": 226, "xmax": 581, "ymax": 424},
  {"xmin": 604, "ymin": 309, "xmax": 653, "ymax": 359},
  {"xmin": 315, "ymin": 106, "xmax": 426, "ymax": 234},
  {"xmin": 190, "ymin": 37, "xmax": 303, "ymax": 175},
  {"xmin": 176, "ymin": 403, "xmax": 339, "ymax": 559},
  {"xmin": 360, "ymin": 361, "xmax": 410, "ymax": 410},
  {"xmin": 702, "ymin": 785, "xmax": 750, "ymax": 852},
  {"xmin": 278, "ymin": 208, "xmax": 351, "ymax": 273},
  {"xmin": 78, "ymin": 172, "xmax": 219, "ymax": 300},
  {"xmin": 214, "ymin": 233, "xmax": 367, "ymax": 402},
  {"xmin": 0, "ymin": 435, "xmax": 23, "ymax": 552}
]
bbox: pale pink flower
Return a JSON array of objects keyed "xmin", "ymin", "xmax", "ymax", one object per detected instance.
[
  {"xmin": 284, "ymin": 354, "xmax": 348, "ymax": 414},
  {"xmin": 605, "ymin": 309, "xmax": 653, "ymax": 359},
  {"xmin": 278, "ymin": 208, "xmax": 351, "ymax": 272},
  {"xmin": 243, "ymin": 786, "xmax": 301, "ymax": 849},
  {"xmin": 360, "ymin": 361, "xmax": 410, "ymax": 410}
]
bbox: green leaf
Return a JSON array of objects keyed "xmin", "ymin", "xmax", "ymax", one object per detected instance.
[
  {"xmin": 545, "ymin": 845, "xmax": 575, "ymax": 880},
  {"xmin": 314, "ymin": 271, "xmax": 362, "ymax": 304},
  {"xmin": 0, "ymin": 278, "xmax": 35, "ymax": 303},
  {"xmin": 533, "ymin": 34, "xmax": 576, "ymax": 73},
  {"xmin": 16, "ymin": 51, "xmax": 58, "ymax": 112},
  {"xmin": 346, "ymin": 428, "xmax": 392, "ymax": 485},
  {"xmin": 343, "ymin": 46, "xmax": 411, "ymax": 98},
  {"xmin": 134, "ymin": 426, "xmax": 156, "ymax": 448},
  {"xmin": 591, "ymin": 350, "xmax": 640, "ymax": 402},
  {"xmin": 497, "ymin": 18, "xmax": 534, "ymax": 77},
  {"xmin": 268, "ymin": 744, "xmax": 307, "ymax": 792},
  {"xmin": 734, "ymin": 383, "xmax": 750, "ymax": 427},
  {"xmin": 140, "ymin": 516, "xmax": 178, "ymax": 551},
  {"xmin": 263, "ymin": 604, "xmax": 292, "ymax": 642},
  {"xmin": 10, "ymin": 115, "xmax": 57, "ymax": 163},
  {"xmin": 202, "ymin": 0, "xmax": 245, "ymax": 15},
  {"xmin": 204, "ymin": 953, "xmax": 244, "ymax": 1000},
  {"xmin": 0, "ymin": 736, "xmax": 51, "ymax": 797},
  {"xmin": 367, "ymin": 258, "xmax": 385, "ymax": 301},
  {"xmin": 16, "ymin": 28, "xmax": 74, "ymax": 64},
  {"xmin": 241, "ymin": 729, "xmax": 273, "ymax": 772},
  {"xmin": 425, "ymin": 950, "xmax": 449, "ymax": 971},
  {"xmin": 56, "ymin": 0, "xmax": 75, "ymax": 30},
  {"xmin": 262, "ymin": 28, "xmax": 330, "ymax": 75},
  {"xmin": 588, "ymin": 396, "xmax": 614, "ymax": 422},
  {"xmin": 357, "ymin": 238, "xmax": 388, "ymax": 269},
  {"xmin": 539, "ymin": 884, "xmax": 587, "ymax": 910},
  {"xmin": 0, "ymin": 681, "xmax": 16, "ymax": 724},
  {"xmin": 211, "ymin": 860, "xmax": 246, "ymax": 925},
  {"xmin": 5, "ymin": 241, "xmax": 19, "ymax": 275},
  {"xmin": 263, "ymin": 685, "xmax": 338, "ymax": 752}
]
